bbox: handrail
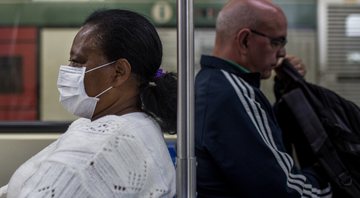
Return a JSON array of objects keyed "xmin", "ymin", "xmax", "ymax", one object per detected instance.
[{"xmin": 176, "ymin": 0, "xmax": 196, "ymax": 197}]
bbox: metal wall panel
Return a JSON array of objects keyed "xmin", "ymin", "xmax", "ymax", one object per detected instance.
[{"xmin": 319, "ymin": 0, "xmax": 360, "ymax": 106}]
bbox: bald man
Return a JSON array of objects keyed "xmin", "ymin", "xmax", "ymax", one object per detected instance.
[{"xmin": 195, "ymin": 0, "xmax": 332, "ymax": 197}]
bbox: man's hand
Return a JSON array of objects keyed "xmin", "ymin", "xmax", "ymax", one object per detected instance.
[
  {"xmin": 286, "ymin": 55, "xmax": 306, "ymax": 77},
  {"xmin": 275, "ymin": 55, "xmax": 307, "ymax": 78}
]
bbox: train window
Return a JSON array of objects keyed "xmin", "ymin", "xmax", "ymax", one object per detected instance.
[
  {"xmin": 0, "ymin": 0, "xmax": 221, "ymax": 135},
  {"xmin": 0, "ymin": 56, "xmax": 23, "ymax": 94},
  {"xmin": 0, "ymin": 0, "xmax": 319, "ymax": 129},
  {"xmin": 346, "ymin": 14, "xmax": 360, "ymax": 37}
]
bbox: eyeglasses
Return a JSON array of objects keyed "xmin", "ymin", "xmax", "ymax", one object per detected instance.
[{"xmin": 250, "ymin": 29, "xmax": 287, "ymax": 49}]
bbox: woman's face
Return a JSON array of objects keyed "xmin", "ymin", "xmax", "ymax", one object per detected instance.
[{"xmin": 68, "ymin": 24, "xmax": 118, "ymax": 118}]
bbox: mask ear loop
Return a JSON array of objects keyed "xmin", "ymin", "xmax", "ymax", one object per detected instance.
[
  {"xmin": 94, "ymin": 86, "xmax": 113, "ymax": 98},
  {"xmin": 85, "ymin": 61, "xmax": 116, "ymax": 73},
  {"xmin": 84, "ymin": 61, "xmax": 116, "ymax": 99}
]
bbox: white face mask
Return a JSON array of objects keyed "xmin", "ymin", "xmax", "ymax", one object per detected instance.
[{"xmin": 57, "ymin": 61, "xmax": 116, "ymax": 119}]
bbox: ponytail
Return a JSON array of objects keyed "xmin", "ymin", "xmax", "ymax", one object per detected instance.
[{"xmin": 140, "ymin": 72, "xmax": 177, "ymax": 134}]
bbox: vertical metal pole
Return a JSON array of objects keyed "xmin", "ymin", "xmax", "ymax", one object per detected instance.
[{"xmin": 176, "ymin": 0, "xmax": 196, "ymax": 197}]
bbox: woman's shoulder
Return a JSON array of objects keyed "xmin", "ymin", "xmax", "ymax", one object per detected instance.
[
  {"xmin": 63, "ymin": 113, "xmax": 159, "ymax": 144},
  {"xmin": 46, "ymin": 113, "xmax": 160, "ymax": 168}
]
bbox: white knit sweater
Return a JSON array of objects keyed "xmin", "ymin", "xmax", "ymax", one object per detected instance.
[{"xmin": 5, "ymin": 113, "xmax": 176, "ymax": 198}]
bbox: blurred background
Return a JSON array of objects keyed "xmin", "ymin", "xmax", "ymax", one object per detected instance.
[{"xmin": 0, "ymin": 0, "xmax": 359, "ymax": 186}]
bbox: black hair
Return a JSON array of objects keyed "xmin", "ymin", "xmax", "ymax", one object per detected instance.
[{"xmin": 84, "ymin": 9, "xmax": 177, "ymax": 133}]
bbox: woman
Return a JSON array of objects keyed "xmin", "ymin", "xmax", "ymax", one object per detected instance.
[{"xmin": 3, "ymin": 9, "xmax": 176, "ymax": 198}]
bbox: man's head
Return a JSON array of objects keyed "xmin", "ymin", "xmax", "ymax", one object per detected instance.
[{"xmin": 213, "ymin": 0, "xmax": 287, "ymax": 79}]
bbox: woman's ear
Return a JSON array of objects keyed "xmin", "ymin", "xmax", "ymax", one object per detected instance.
[{"xmin": 112, "ymin": 58, "xmax": 131, "ymax": 87}]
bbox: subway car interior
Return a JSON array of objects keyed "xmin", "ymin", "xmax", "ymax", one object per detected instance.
[{"xmin": 0, "ymin": 0, "xmax": 360, "ymax": 196}]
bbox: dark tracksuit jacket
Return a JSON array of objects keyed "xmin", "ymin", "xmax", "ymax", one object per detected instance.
[{"xmin": 195, "ymin": 55, "xmax": 332, "ymax": 198}]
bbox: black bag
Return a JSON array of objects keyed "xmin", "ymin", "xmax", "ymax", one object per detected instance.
[{"xmin": 274, "ymin": 60, "xmax": 360, "ymax": 197}]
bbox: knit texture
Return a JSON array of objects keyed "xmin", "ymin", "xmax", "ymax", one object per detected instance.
[{"xmin": 6, "ymin": 113, "xmax": 176, "ymax": 198}]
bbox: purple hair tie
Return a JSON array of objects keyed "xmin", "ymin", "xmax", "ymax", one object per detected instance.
[{"xmin": 154, "ymin": 68, "xmax": 166, "ymax": 78}]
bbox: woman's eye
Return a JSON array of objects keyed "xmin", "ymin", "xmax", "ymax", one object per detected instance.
[{"xmin": 68, "ymin": 59, "xmax": 83, "ymax": 67}]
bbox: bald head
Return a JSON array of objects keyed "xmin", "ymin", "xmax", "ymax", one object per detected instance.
[
  {"xmin": 214, "ymin": 0, "xmax": 286, "ymax": 53},
  {"xmin": 212, "ymin": 0, "xmax": 288, "ymax": 78}
]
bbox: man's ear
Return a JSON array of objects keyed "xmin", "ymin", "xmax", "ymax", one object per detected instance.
[
  {"xmin": 236, "ymin": 29, "xmax": 251, "ymax": 52},
  {"xmin": 113, "ymin": 58, "xmax": 131, "ymax": 87}
]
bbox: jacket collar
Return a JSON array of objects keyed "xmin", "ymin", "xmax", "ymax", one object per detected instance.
[{"xmin": 200, "ymin": 55, "xmax": 261, "ymax": 88}]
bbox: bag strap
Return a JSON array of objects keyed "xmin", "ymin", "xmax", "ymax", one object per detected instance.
[{"xmin": 282, "ymin": 89, "xmax": 326, "ymax": 153}]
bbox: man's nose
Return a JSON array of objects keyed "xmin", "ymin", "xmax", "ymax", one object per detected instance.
[{"xmin": 277, "ymin": 47, "xmax": 286, "ymax": 58}]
